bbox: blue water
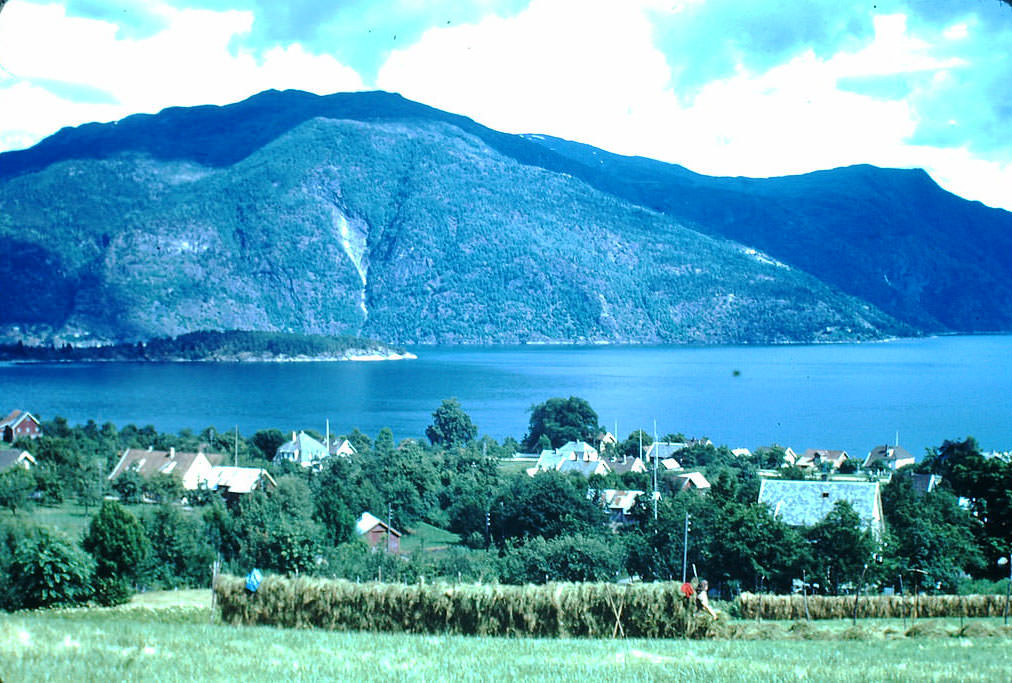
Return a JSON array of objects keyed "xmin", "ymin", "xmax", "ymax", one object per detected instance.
[{"xmin": 0, "ymin": 336, "xmax": 1009, "ymax": 458}]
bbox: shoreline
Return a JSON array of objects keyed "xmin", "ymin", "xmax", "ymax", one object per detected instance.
[{"xmin": 0, "ymin": 351, "xmax": 418, "ymax": 364}]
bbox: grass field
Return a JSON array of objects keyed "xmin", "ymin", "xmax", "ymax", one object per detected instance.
[
  {"xmin": 2, "ymin": 591, "xmax": 1012, "ymax": 682},
  {"xmin": 400, "ymin": 521, "xmax": 462, "ymax": 553},
  {"xmin": 18, "ymin": 501, "xmax": 150, "ymax": 541}
]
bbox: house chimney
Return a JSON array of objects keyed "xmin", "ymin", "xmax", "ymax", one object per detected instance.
[
  {"xmin": 169, "ymin": 447, "xmax": 175, "ymax": 458},
  {"xmin": 292, "ymin": 431, "xmax": 297, "ymax": 442}
]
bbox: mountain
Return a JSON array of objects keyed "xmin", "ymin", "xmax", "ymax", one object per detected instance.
[
  {"xmin": 518, "ymin": 136, "xmax": 1012, "ymax": 333},
  {"xmin": 2, "ymin": 89, "xmax": 1002, "ymax": 345}
]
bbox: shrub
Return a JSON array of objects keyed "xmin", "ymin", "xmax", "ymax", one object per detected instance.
[
  {"xmin": 82, "ymin": 500, "xmax": 150, "ymax": 603},
  {"xmin": 4, "ymin": 527, "xmax": 93, "ymax": 609}
]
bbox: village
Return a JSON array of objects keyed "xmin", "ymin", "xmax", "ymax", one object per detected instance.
[{"xmin": 3, "ymin": 403, "xmax": 1003, "ymax": 569}]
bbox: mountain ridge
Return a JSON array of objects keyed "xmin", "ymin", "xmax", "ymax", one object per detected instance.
[{"xmin": 1, "ymin": 89, "xmax": 1007, "ymax": 344}]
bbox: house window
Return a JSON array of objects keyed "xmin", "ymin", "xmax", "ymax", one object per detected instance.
[{"xmin": 821, "ymin": 492, "xmax": 830, "ymax": 498}]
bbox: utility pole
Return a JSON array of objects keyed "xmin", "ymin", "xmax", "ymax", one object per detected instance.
[
  {"xmin": 485, "ymin": 510, "xmax": 491, "ymax": 550},
  {"xmin": 682, "ymin": 512, "xmax": 690, "ymax": 583},
  {"xmin": 652, "ymin": 420, "xmax": 659, "ymax": 521},
  {"xmin": 234, "ymin": 425, "xmax": 238, "ymax": 466}
]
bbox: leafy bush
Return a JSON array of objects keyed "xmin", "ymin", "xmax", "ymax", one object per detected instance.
[
  {"xmin": 82, "ymin": 500, "xmax": 150, "ymax": 604},
  {"xmin": 4, "ymin": 526, "xmax": 93, "ymax": 609}
]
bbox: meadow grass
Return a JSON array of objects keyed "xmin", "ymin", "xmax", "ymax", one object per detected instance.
[
  {"xmin": 19, "ymin": 501, "xmax": 149, "ymax": 542},
  {"xmin": 399, "ymin": 521, "xmax": 462, "ymax": 553},
  {"xmin": 2, "ymin": 592, "xmax": 1012, "ymax": 682}
]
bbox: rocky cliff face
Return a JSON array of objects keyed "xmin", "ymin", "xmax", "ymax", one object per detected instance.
[{"xmin": 3, "ymin": 89, "xmax": 984, "ymax": 345}]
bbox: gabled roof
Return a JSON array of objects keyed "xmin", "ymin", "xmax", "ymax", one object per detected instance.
[
  {"xmin": 108, "ymin": 447, "xmax": 224, "ymax": 481},
  {"xmin": 645, "ymin": 442, "xmax": 686, "ymax": 460},
  {"xmin": 330, "ymin": 438, "xmax": 357, "ymax": 457},
  {"xmin": 356, "ymin": 511, "xmax": 401, "ymax": 537},
  {"xmin": 557, "ymin": 441, "xmax": 599, "ymax": 460},
  {"xmin": 603, "ymin": 489, "xmax": 644, "ymax": 514},
  {"xmin": 660, "ymin": 458, "xmax": 682, "ymax": 471},
  {"xmin": 863, "ymin": 445, "xmax": 916, "ymax": 470},
  {"xmin": 558, "ymin": 459, "xmax": 610, "ymax": 477},
  {"xmin": 911, "ymin": 473, "xmax": 942, "ymax": 495},
  {"xmin": 757, "ymin": 479, "xmax": 883, "ymax": 533},
  {"xmin": 275, "ymin": 431, "xmax": 329, "ymax": 466},
  {"xmin": 0, "ymin": 449, "xmax": 35, "ymax": 470},
  {"xmin": 534, "ymin": 449, "xmax": 566, "ymax": 472},
  {"xmin": 201, "ymin": 466, "xmax": 276, "ymax": 494},
  {"xmin": 676, "ymin": 471, "xmax": 711, "ymax": 491},
  {"xmin": 797, "ymin": 449, "xmax": 848, "ymax": 468},
  {"xmin": 610, "ymin": 457, "xmax": 647, "ymax": 474},
  {"xmin": 0, "ymin": 409, "xmax": 40, "ymax": 430}
]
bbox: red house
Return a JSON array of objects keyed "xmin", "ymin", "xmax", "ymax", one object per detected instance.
[
  {"xmin": 1, "ymin": 410, "xmax": 42, "ymax": 442},
  {"xmin": 355, "ymin": 512, "xmax": 401, "ymax": 553}
]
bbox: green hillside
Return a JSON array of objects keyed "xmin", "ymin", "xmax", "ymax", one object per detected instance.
[{"xmin": 0, "ymin": 91, "xmax": 926, "ymax": 345}]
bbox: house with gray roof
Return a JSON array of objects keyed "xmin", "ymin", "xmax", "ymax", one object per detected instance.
[
  {"xmin": 863, "ymin": 444, "xmax": 916, "ymax": 471},
  {"xmin": 527, "ymin": 441, "xmax": 603, "ymax": 477},
  {"xmin": 274, "ymin": 431, "xmax": 329, "ymax": 467},
  {"xmin": 645, "ymin": 442, "xmax": 687, "ymax": 462},
  {"xmin": 796, "ymin": 449, "xmax": 849, "ymax": 470},
  {"xmin": 0, "ymin": 448, "xmax": 35, "ymax": 472},
  {"xmin": 757, "ymin": 479, "xmax": 884, "ymax": 536},
  {"xmin": 558, "ymin": 458, "xmax": 611, "ymax": 478},
  {"xmin": 109, "ymin": 447, "xmax": 224, "ymax": 490}
]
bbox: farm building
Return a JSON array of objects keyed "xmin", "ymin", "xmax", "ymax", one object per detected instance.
[
  {"xmin": 757, "ymin": 479, "xmax": 884, "ymax": 536},
  {"xmin": 200, "ymin": 466, "xmax": 276, "ymax": 500},
  {"xmin": 356, "ymin": 512, "xmax": 401, "ymax": 552},
  {"xmin": 1, "ymin": 410, "xmax": 42, "ymax": 442},
  {"xmin": 108, "ymin": 447, "xmax": 225, "ymax": 490},
  {"xmin": 675, "ymin": 471, "xmax": 711, "ymax": 494}
]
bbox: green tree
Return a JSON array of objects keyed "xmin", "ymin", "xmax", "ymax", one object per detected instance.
[
  {"xmin": 806, "ymin": 500, "xmax": 877, "ymax": 594},
  {"xmin": 251, "ymin": 428, "xmax": 287, "ymax": 460},
  {"xmin": 112, "ymin": 469, "xmax": 144, "ymax": 504},
  {"xmin": 921, "ymin": 437, "xmax": 1012, "ymax": 578},
  {"xmin": 141, "ymin": 505, "xmax": 216, "ymax": 589},
  {"xmin": 76, "ymin": 458, "xmax": 106, "ymax": 513},
  {"xmin": 82, "ymin": 501, "xmax": 151, "ymax": 605},
  {"xmin": 374, "ymin": 428, "xmax": 395, "ymax": 457},
  {"xmin": 624, "ymin": 492, "xmax": 719, "ymax": 582},
  {"xmin": 490, "ymin": 471, "xmax": 605, "ymax": 546},
  {"xmin": 881, "ymin": 470, "xmax": 983, "ymax": 592},
  {"xmin": 426, "ymin": 398, "xmax": 478, "ymax": 449},
  {"xmin": 522, "ymin": 397, "xmax": 600, "ymax": 451},
  {"xmin": 0, "ymin": 467, "xmax": 34, "ymax": 515},
  {"xmin": 710, "ymin": 501, "xmax": 810, "ymax": 594},
  {"xmin": 499, "ymin": 534, "xmax": 625, "ymax": 584},
  {"xmin": 143, "ymin": 472, "xmax": 184, "ymax": 504},
  {"xmin": 233, "ymin": 487, "xmax": 324, "ymax": 575},
  {"xmin": 5, "ymin": 527, "xmax": 93, "ymax": 609},
  {"xmin": 618, "ymin": 430, "xmax": 653, "ymax": 460}
]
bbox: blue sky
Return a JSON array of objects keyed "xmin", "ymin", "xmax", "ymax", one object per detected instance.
[{"xmin": 1, "ymin": 0, "xmax": 1009, "ymax": 209}]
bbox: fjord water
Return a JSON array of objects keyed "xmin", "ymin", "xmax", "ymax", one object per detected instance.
[{"xmin": 0, "ymin": 336, "xmax": 1009, "ymax": 457}]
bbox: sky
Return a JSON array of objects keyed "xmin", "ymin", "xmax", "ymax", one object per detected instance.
[{"xmin": 0, "ymin": 0, "xmax": 1010, "ymax": 209}]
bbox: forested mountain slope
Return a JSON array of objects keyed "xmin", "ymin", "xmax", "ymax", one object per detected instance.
[{"xmin": 4, "ymin": 89, "xmax": 991, "ymax": 344}]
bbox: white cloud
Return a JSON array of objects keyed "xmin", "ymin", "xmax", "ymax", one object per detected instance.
[
  {"xmin": 376, "ymin": 1, "xmax": 1010, "ymax": 210},
  {"xmin": 0, "ymin": 2, "xmax": 365, "ymax": 151},
  {"xmin": 1, "ymin": 0, "xmax": 1008, "ymax": 211}
]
